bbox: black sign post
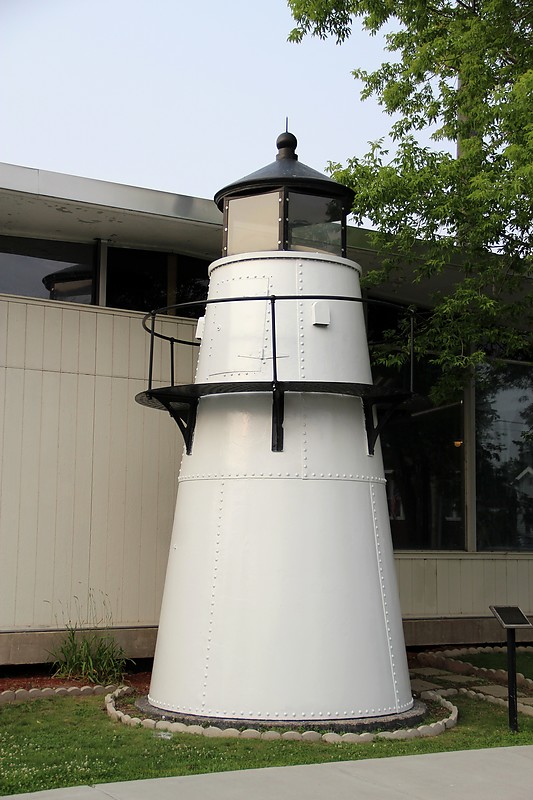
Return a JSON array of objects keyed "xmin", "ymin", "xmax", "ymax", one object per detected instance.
[{"xmin": 489, "ymin": 605, "xmax": 532, "ymax": 732}]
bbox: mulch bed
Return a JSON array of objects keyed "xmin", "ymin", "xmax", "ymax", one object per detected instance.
[
  {"xmin": 0, "ymin": 653, "xmax": 424, "ymax": 696},
  {"xmin": 0, "ymin": 663, "xmax": 151, "ymax": 693}
]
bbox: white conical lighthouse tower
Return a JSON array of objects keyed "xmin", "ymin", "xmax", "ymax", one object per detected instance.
[{"xmin": 142, "ymin": 132, "xmax": 413, "ymax": 724}]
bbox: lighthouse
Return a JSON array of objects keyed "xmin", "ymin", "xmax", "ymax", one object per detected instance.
[{"xmin": 138, "ymin": 132, "xmax": 413, "ymax": 725}]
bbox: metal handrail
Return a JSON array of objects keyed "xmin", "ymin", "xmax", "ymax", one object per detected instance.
[{"xmin": 142, "ymin": 294, "xmax": 416, "ymax": 394}]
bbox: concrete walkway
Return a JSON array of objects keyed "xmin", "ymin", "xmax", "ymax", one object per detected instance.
[{"xmin": 4, "ymin": 747, "xmax": 533, "ymax": 800}]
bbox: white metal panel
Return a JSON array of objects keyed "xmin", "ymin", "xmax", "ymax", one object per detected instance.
[
  {"xmin": 517, "ymin": 560, "xmax": 532, "ymax": 610},
  {"xmin": 69, "ymin": 373, "xmax": 95, "ymax": 614},
  {"xmin": 459, "ymin": 559, "xmax": 475, "ymax": 615},
  {"xmin": 111, "ymin": 315, "xmax": 130, "ymax": 379},
  {"xmin": 95, "ymin": 313, "xmax": 114, "ymax": 376},
  {"xmin": 0, "ymin": 300, "xmax": 8, "ymax": 365},
  {"xmin": 395, "ymin": 558, "xmax": 413, "ymax": 616},
  {"xmin": 60, "ymin": 309, "xmax": 80, "ymax": 374},
  {"xmin": 78, "ymin": 311, "xmax": 97, "ymax": 375},
  {"xmin": 32, "ymin": 371, "xmax": 61, "ymax": 628},
  {"xmin": 506, "ymin": 559, "xmax": 519, "ymax": 606},
  {"xmin": 42, "ymin": 305, "xmax": 62, "ymax": 372},
  {"xmin": 88, "ymin": 375, "xmax": 112, "ymax": 604},
  {"xmin": 122, "ymin": 380, "xmax": 145, "ymax": 623},
  {"xmin": 139, "ymin": 385, "xmax": 171, "ymax": 623},
  {"xmin": 395, "ymin": 554, "xmax": 533, "ymax": 618},
  {"xmin": 14, "ymin": 369, "xmax": 43, "ymax": 625},
  {"xmin": 137, "ymin": 419, "xmax": 160, "ymax": 623},
  {"xmin": 53, "ymin": 371, "xmax": 79, "ymax": 617},
  {"xmin": 24, "ymin": 303, "xmax": 45, "ymax": 371},
  {"xmin": 176, "ymin": 322, "xmax": 197, "ymax": 384},
  {"xmin": 0, "ymin": 368, "xmax": 25, "ymax": 627},
  {"xmin": 105, "ymin": 377, "xmax": 130, "ymax": 620},
  {"xmin": 6, "ymin": 301, "xmax": 26, "ymax": 368},
  {"xmin": 128, "ymin": 316, "xmax": 148, "ymax": 380}
]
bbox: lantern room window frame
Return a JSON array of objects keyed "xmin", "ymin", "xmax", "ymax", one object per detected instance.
[{"xmin": 223, "ymin": 187, "xmax": 349, "ymax": 259}]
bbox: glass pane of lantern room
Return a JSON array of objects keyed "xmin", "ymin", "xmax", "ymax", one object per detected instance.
[
  {"xmin": 226, "ymin": 192, "xmax": 280, "ymax": 255},
  {"xmin": 288, "ymin": 192, "xmax": 343, "ymax": 255}
]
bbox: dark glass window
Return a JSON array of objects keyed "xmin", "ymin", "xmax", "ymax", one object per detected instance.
[
  {"xmin": 287, "ymin": 192, "xmax": 343, "ymax": 255},
  {"xmin": 368, "ymin": 301, "xmax": 465, "ymax": 550},
  {"xmin": 0, "ymin": 236, "xmax": 95, "ymax": 303},
  {"xmin": 106, "ymin": 248, "xmax": 208, "ymax": 316},
  {"xmin": 476, "ymin": 361, "xmax": 533, "ymax": 551}
]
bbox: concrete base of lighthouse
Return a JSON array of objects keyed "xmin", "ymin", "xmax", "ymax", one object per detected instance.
[{"xmin": 136, "ymin": 696, "xmax": 426, "ymax": 734}]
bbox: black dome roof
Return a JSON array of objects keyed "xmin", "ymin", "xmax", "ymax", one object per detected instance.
[{"xmin": 214, "ymin": 132, "xmax": 354, "ymax": 210}]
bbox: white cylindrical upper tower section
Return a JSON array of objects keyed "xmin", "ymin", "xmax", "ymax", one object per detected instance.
[{"xmin": 195, "ymin": 251, "xmax": 372, "ymax": 386}]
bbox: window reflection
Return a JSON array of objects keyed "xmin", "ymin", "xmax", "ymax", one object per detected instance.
[
  {"xmin": 287, "ymin": 192, "xmax": 343, "ymax": 255},
  {"xmin": 106, "ymin": 248, "xmax": 208, "ymax": 316},
  {"xmin": 368, "ymin": 302, "xmax": 465, "ymax": 550},
  {"xmin": 476, "ymin": 361, "xmax": 533, "ymax": 551},
  {"xmin": 0, "ymin": 236, "xmax": 95, "ymax": 303},
  {"xmin": 380, "ymin": 395, "xmax": 465, "ymax": 550}
]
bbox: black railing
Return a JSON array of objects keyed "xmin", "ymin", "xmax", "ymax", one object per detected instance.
[
  {"xmin": 142, "ymin": 294, "xmax": 416, "ymax": 394},
  {"xmin": 138, "ymin": 294, "xmax": 417, "ymax": 455}
]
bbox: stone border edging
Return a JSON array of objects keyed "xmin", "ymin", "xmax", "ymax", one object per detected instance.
[
  {"xmin": 105, "ymin": 687, "xmax": 458, "ymax": 742},
  {"xmin": 456, "ymin": 686, "xmax": 533, "ymax": 717},
  {"xmin": 418, "ymin": 646, "xmax": 533, "ymax": 693},
  {"xmin": 0, "ymin": 684, "xmax": 117, "ymax": 704}
]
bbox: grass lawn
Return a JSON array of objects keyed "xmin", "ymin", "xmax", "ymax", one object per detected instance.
[
  {"xmin": 460, "ymin": 651, "xmax": 533, "ymax": 678},
  {"xmin": 2, "ymin": 695, "xmax": 533, "ymax": 795}
]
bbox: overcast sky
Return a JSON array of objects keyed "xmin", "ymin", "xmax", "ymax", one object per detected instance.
[{"xmin": 1, "ymin": 0, "xmax": 394, "ymax": 200}]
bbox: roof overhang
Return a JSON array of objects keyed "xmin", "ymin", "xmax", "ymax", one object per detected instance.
[
  {"xmin": 0, "ymin": 162, "xmax": 223, "ymax": 260},
  {"xmin": 0, "ymin": 161, "xmax": 466, "ymax": 307}
]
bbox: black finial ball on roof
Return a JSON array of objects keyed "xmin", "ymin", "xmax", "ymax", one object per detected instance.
[
  {"xmin": 276, "ymin": 131, "xmax": 298, "ymax": 161},
  {"xmin": 214, "ymin": 129, "xmax": 354, "ymax": 210}
]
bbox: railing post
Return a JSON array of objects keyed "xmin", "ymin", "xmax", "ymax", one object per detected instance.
[
  {"xmin": 270, "ymin": 295, "xmax": 278, "ymax": 384},
  {"xmin": 170, "ymin": 340, "xmax": 175, "ymax": 387},
  {"xmin": 409, "ymin": 308, "xmax": 415, "ymax": 394},
  {"xmin": 148, "ymin": 311, "xmax": 156, "ymax": 391}
]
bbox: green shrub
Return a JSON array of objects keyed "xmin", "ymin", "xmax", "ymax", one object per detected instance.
[{"xmin": 50, "ymin": 624, "xmax": 128, "ymax": 685}]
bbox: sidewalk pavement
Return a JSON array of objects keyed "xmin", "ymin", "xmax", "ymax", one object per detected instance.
[{"xmin": 5, "ymin": 746, "xmax": 533, "ymax": 800}]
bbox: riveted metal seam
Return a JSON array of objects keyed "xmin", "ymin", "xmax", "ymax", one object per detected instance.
[
  {"xmin": 201, "ymin": 481, "xmax": 224, "ymax": 710},
  {"xmin": 178, "ymin": 473, "xmax": 386, "ymax": 483},
  {"xmin": 369, "ymin": 481, "xmax": 401, "ymax": 711}
]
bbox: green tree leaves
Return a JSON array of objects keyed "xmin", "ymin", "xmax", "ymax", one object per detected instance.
[{"xmin": 288, "ymin": 0, "xmax": 533, "ymax": 393}]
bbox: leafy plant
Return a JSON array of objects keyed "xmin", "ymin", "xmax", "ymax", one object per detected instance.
[
  {"xmin": 288, "ymin": 0, "xmax": 533, "ymax": 398},
  {"xmin": 49, "ymin": 591, "xmax": 130, "ymax": 685},
  {"xmin": 50, "ymin": 624, "xmax": 128, "ymax": 685}
]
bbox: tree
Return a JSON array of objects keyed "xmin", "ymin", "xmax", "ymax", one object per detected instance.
[{"xmin": 288, "ymin": 0, "xmax": 533, "ymax": 398}]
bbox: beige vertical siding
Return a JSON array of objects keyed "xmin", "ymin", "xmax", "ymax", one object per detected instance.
[
  {"xmin": 3, "ymin": 294, "xmax": 533, "ymax": 636},
  {"xmin": 0, "ymin": 296, "xmax": 195, "ymax": 631},
  {"xmin": 396, "ymin": 553, "xmax": 533, "ymax": 618}
]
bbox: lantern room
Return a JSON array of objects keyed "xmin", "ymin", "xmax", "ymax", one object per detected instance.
[{"xmin": 215, "ymin": 132, "xmax": 353, "ymax": 258}]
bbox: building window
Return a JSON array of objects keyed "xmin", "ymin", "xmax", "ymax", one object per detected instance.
[
  {"xmin": 476, "ymin": 361, "xmax": 533, "ymax": 551},
  {"xmin": 0, "ymin": 235, "xmax": 95, "ymax": 303},
  {"xmin": 380, "ymin": 389, "xmax": 465, "ymax": 550},
  {"xmin": 368, "ymin": 301, "xmax": 465, "ymax": 550},
  {"xmin": 105, "ymin": 248, "xmax": 208, "ymax": 316}
]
